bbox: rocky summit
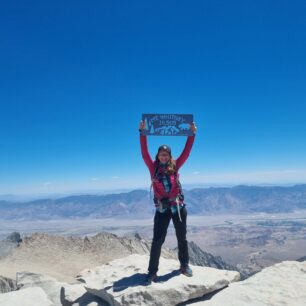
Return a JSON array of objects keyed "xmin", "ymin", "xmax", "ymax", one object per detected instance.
[
  {"xmin": 1, "ymin": 232, "xmax": 306, "ymax": 305},
  {"xmin": 0, "ymin": 254, "xmax": 240, "ymax": 306},
  {"xmin": 76, "ymin": 254, "xmax": 240, "ymax": 306},
  {"xmin": 0, "ymin": 253, "xmax": 306, "ymax": 305},
  {"xmin": 193, "ymin": 260, "xmax": 306, "ymax": 306}
]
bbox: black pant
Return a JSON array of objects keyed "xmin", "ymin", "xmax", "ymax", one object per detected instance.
[{"xmin": 148, "ymin": 206, "xmax": 189, "ymax": 274}]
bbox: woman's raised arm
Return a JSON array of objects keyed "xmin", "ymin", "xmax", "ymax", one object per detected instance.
[
  {"xmin": 139, "ymin": 121, "xmax": 155, "ymax": 175},
  {"xmin": 176, "ymin": 122, "xmax": 197, "ymax": 170}
]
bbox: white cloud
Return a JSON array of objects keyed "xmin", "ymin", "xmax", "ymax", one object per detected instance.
[
  {"xmin": 111, "ymin": 176, "xmax": 120, "ymax": 179},
  {"xmin": 91, "ymin": 177, "xmax": 99, "ymax": 181},
  {"xmin": 43, "ymin": 182, "xmax": 52, "ymax": 186}
]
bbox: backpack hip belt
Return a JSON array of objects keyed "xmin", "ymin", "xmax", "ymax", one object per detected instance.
[{"xmin": 155, "ymin": 195, "xmax": 183, "ymax": 222}]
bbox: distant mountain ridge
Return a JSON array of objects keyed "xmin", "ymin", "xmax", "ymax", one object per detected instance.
[
  {"xmin": 0, "ymin": 185, "xmax": 306, "ymax": 220},
  {"xmin": 0, "ymin": 231, "xmax": 242, "ymax": 284}
]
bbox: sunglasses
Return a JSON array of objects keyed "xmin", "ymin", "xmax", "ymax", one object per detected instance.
[{"xmin": 158, "ymin": 152, "xmax": 170, "ymax": 157}]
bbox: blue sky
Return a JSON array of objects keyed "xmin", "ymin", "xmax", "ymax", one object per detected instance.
[{"xmin": 1, "ymin": 1, "xmax": 306, "ymax": 197}]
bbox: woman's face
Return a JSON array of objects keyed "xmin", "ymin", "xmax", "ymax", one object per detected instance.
[{"xmin": 158, "ymin": 150, "xmax": 170, "ymax": 164}]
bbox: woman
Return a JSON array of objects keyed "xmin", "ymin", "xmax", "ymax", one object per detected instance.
[{"xmin": 139, "ymin": 120, "xmax": 197, "ymax": 284}]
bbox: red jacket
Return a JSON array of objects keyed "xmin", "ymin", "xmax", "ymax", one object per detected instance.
[{"xmin": 140, "ymin": 133, "xmax": 195, "ymax": 204}]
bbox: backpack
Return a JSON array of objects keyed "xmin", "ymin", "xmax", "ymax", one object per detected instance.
[{"xmin": 150, "ymin": 162, "xmax": 184, "ymax": 206}]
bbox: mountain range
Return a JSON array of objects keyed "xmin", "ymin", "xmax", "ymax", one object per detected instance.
[{"xmin": 0, "ymin": 185, "xmax": 306, "ymax": 220}]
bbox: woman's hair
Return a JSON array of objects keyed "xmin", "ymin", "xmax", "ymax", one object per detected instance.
[{"xmin": 154, "ymin": 151, "xmax": 177, "ymax": 174}]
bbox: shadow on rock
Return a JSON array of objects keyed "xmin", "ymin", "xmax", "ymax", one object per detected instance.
[
  {"xmin": 113, "ymin": 273, "xmax": 147, "ymax": 291},
  {"xmin": 113, "ymin": 270, "xmax": 181, "ymax": 291},
  {"xmin": 157, "ymin": 269, "xmax": 181, "ymax": 282}
]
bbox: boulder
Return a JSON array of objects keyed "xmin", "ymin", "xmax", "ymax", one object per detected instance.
[
  {"xmin": 76, "ymin": 254, "xmax": 240, "ymax": 306},
  {"xmin": 193, "ymin": 260, "xmax": 306, "ymax": 306},
  {"xmin": 6, "ymin": 232, "xmax": 22, "ymax": 244},
  {"xmin": 17, "ymin": 272, "xmax": 66, "ymax": 306},
  {"xmin": 0, "ymin": 286, "xmax": 53, "ymax": 306},
  {"xmin": 61, "ymin": 283, "xmax": 87, "ymax": 303},
  {"xmin": 63, "ymin": 283, "xmax": 108, "ymax": 305},
  {"xmin": 0, "ymin": 232, "xmax": 21, "ymax": 259},
  {"xmin": 0, "ymin": 275, "xmax": 17, "ymax": 293},
  {"xmin": 16, "ymin": 271, "xmax": 107, "ymax": 306}
]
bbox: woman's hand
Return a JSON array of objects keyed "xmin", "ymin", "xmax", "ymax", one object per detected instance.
[
  {"xmin": 190, "ymin": 121, "xmax": 197, "ymax": 133},
  {"xmin": 139, "ymin": 120, "xmax": 145, "ymax": 131}
]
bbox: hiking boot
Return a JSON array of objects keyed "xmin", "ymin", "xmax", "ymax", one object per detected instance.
[
  {"xmin": 180, "ymin": 265, "xmax": 193, "ymax": 277},
  {"xmin": 145, "ymin": 272, "xmax": 158, "ymax": 284}
]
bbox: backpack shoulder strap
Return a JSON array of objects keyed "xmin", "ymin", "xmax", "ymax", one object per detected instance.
[
  {"xmin": 152, "ymin": 161, "xmax": 159, "ymax": 180},
  {"xmin": 174, "ymin": 169, "xmax": 184, "ymax": 197}
]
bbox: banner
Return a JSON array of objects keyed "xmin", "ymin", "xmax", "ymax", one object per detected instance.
[{"xmin": 141, "ymin": 113, "xmax": 194, "ymax": 136}]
